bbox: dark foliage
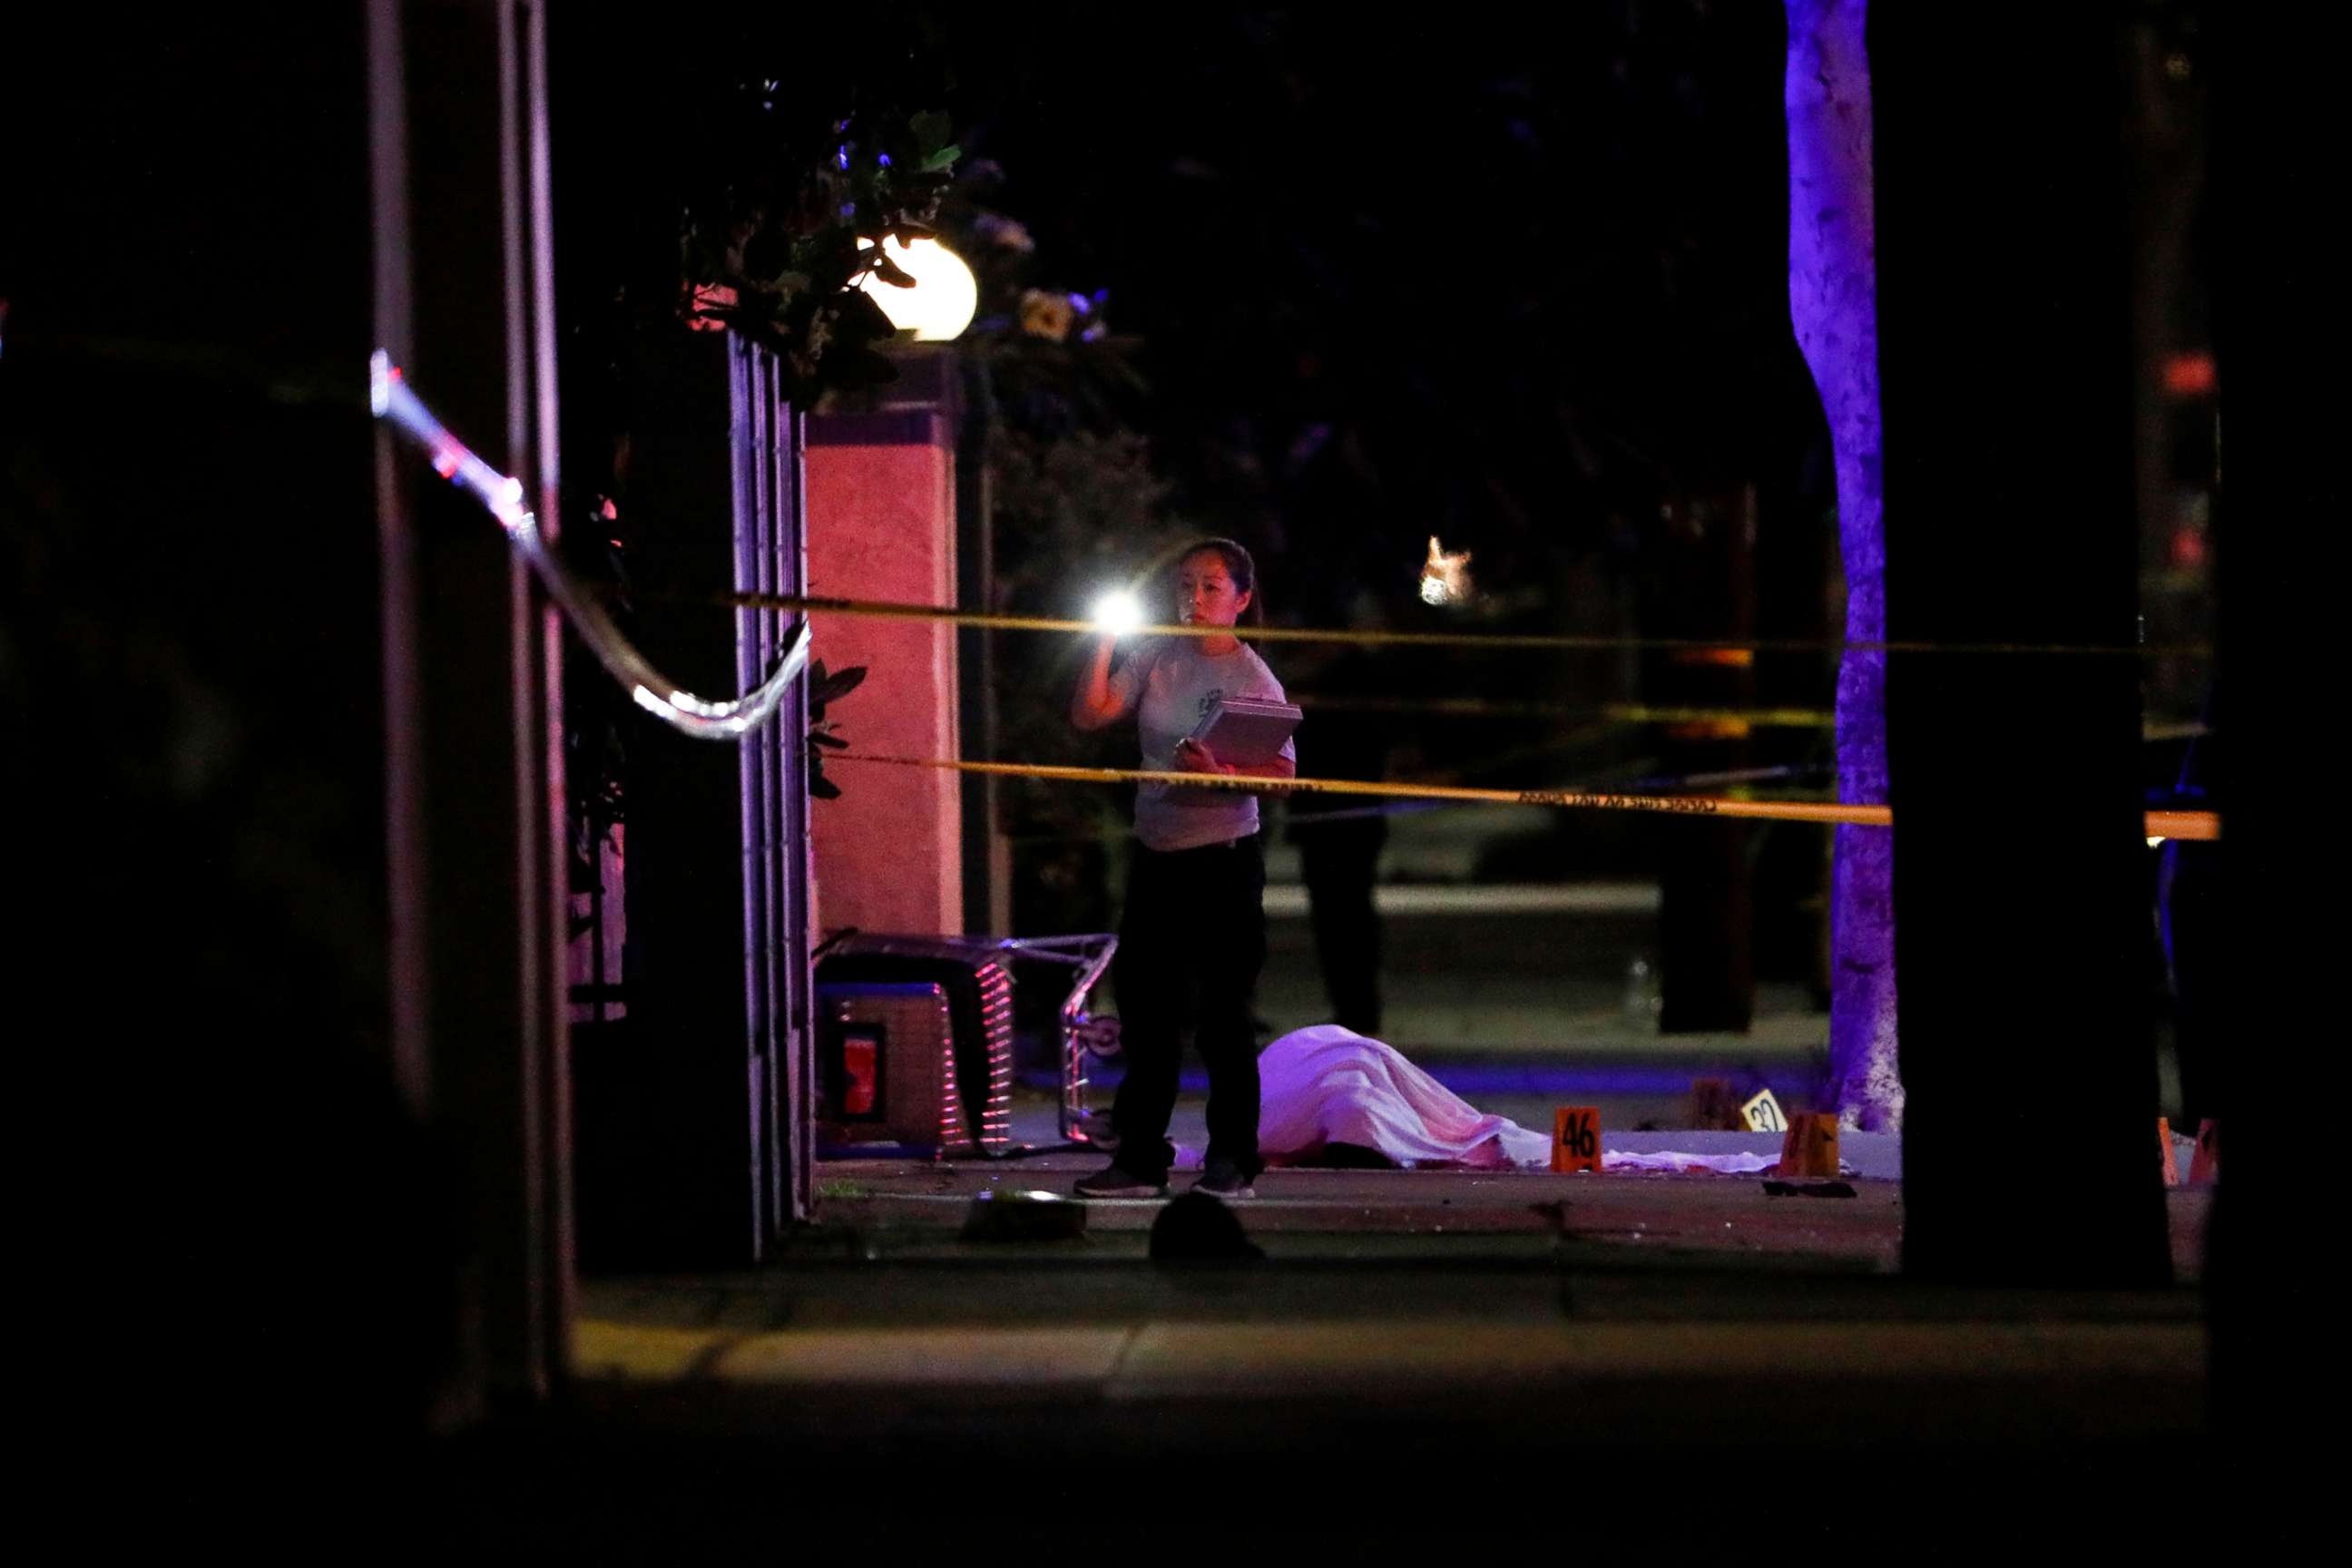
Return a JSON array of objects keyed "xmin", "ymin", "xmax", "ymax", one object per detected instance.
[{"xmin": 805, "ymin": 659, "xmax": 867, "ymax": 800}]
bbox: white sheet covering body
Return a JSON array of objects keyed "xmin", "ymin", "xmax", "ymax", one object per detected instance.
[{"xmin": 1256, "ymin": 1025, "xmax": 1554, "ymax": 1170}]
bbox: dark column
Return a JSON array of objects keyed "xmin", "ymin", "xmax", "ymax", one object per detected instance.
[
  {"xmin": 371, "ymin": 0, "xmax": 574, "ymax": 1400},
  {"xmin": 1871, "ymin": 10, "xmax": 2171, "ymax": 1283},
  {"xmin": 2206, "ymin": 10, "xmax": 2328, "ymax": 1466},
  {"xmin": 544, "ymin": 14, "xmax": 814, "ymax": 1267},
  {"xmin": 605, "ymin": 329, "xmax": 808, "ymax": 1266},
  {"xmin": 612, "ymin": 328, "xmax": 753, "ymax": 1265}
]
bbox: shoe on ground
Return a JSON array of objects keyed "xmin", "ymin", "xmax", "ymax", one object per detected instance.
[
  {"xmin": 1191, "ymin": 1159, "xmax": 1256, "ymax": 1200},
  {"xmin": 1073, "ymin": 1163, "xmax": 1168, "ymax": 1199}
]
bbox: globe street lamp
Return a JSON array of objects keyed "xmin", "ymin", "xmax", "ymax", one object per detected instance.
[{"xmin": 862, "ymin": 234, "xmax": 978, "ymax": 342}]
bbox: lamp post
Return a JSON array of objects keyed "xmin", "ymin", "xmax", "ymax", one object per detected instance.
[{"xmin": 808, "ymin": 235, "xmax": 988, "ymax": 947}]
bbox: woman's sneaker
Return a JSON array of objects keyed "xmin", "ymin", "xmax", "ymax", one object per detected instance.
[
  {"xmin": 1191, "ymin": 1158, "xmax": 1256, "ymax": 1200},
  {"xmin": 1073, "ymin": 1163, "xmax": 1168, "ymax": 1199}
]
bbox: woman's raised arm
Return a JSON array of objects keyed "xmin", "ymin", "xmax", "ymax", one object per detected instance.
[{"xmin": 1069, "ymin": 632, "xmax": 1131, "ymax": 732}]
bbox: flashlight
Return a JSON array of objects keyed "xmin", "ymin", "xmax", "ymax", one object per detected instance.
[{"xmin": 1090, "ymin": 589, "xmax": 1144, "ymax": 637}]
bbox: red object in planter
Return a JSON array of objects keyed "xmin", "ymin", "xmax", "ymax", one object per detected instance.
[{"xmin": 842, "ymin": 1034, "xmax": 878, "ymax": 1116}]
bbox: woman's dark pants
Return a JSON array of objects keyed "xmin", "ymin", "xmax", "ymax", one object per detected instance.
[{"xmin": 1108, "ymin": 835, "xmax": 1267, "ymax": 1182}]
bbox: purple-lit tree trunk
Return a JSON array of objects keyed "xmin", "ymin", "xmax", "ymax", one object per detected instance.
[{"xmin": 1786, "ymin": 0, "xmax": 1900, "ymax": 1130}]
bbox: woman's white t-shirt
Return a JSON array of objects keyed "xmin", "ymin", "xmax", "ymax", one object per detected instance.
[{"xmin": 1108, "ymin": 637, "xmax": 1296, "ymax": 851}]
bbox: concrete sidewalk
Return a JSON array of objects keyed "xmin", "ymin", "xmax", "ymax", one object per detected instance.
[
  {"xmin": 516, "ymin": 1173, "xmax": 2212, "ymax": 1551},
  {"xmin": 448, "ymin": 1152, "xmax": 2224, "ymax": 1545},
  {"xmin": 566, "ymin": 1161, "xmax": 2211, "ymax": 1459}
]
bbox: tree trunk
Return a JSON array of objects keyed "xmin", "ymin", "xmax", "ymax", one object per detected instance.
[
  {"xmin": 2207, "ymin": 7, "xmax": 2330, "ymax": 1450},
  {"xmin": 1784, "ymin": 0, "xmax": 1899, "ymax": 1130}
]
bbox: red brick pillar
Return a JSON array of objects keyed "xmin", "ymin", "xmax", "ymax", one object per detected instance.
[{"xmin": 807, "ymin": 348, "xmax": 965, "ymax": 937}]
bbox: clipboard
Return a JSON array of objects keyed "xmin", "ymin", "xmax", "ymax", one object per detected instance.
[{"xmin": 1187, "ymin": 695, "xmax": 1301, "ymax": 769}]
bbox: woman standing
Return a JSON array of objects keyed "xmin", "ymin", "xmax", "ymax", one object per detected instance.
[{"xmin": 1069, "ymin": 539, "xmax": 1297, "ymax": 1199}]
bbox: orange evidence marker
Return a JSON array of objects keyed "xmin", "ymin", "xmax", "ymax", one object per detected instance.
[
  {"xmin": 1778, "ymin": 1112, "xmax": 1841, "ymax": 1180},
  {"xmin": 2157, "ymin": 1117, "xmax": 2180, "ymax": 1186},
  {"xmin": 1552, "ymin": 1106, "xmax": 1602, "ymax": 1173}
]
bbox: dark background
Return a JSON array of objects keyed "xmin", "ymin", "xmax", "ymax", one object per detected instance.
[
  {"xmin": 3, "ymin": 0, "xmax": 2222, "ymax": 1121},
  {"xmin": 0, "ymin": 10, "xmax": 1851, "ymax": 1399},
  {"xmin": 544, "ymin": 2, "xmax": 1855, "ymax": 987},
  {"xmin": 2, "ymin": 0, "xmax": 2238, "ymax": 1436}
]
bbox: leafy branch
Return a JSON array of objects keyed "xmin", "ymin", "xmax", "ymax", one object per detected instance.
[
  {"xmin": 805, "ymin": 658, "xmax": 867, "ymax": 800},
  {"xmin": 680, "ymin": 107, "xmax": 961, "ymax": 406}
]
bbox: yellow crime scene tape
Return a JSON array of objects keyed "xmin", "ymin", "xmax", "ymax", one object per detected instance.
[
  {"xmin": 368, "ymin": 357, "xmax": 2216, "ymax": 853},
  {"xmin": 726, "ymin": 592, "xmax": 2208, "ymax": 660},
  {"xmin": 1294, "ymin": 693, "xmax": 1838, "ymax": 728},
  {"xmin": 838, "ymin": 754, "xmax": 2221, "ymax": 841},
  {"xmin": 745, "ymin": 589, "xmax": 2217, "ymax": 838}
]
